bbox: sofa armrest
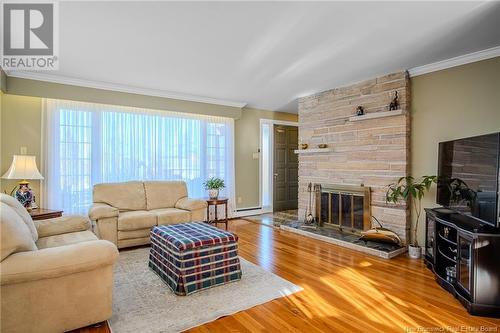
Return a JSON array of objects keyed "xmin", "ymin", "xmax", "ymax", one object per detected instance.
[
  {"xmin": 35, "ymin": 215, "xmax": 91, "ymax": 238},
  {"xmin": 175, "ymin": 197, "xmax": 207, "ymax": 211},
  {"xmin": 88, "ymin": 203, "xmax": 119, "ymax": 221},
  {"xmin": 0, "ymin": 240, "xmax": 118, "ymax": 285}
]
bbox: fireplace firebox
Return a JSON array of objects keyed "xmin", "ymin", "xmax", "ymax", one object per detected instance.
[{"xmin": 315, "ymin": 184, "xmax": 371, "ymax": 233}]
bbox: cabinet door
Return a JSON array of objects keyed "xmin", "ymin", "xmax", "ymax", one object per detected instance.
[
  {"xmin": 457, "ymin": 233, "xmax": 473, "ymax": 298},
  {"xmin": 425, "ymin": 214, "xmax": 436, "ymax": 262}
]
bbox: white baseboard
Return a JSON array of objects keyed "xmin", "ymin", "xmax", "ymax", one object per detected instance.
[{"xmin": 233, "ymin": 208, "xmax": 264, "ymax": 218}]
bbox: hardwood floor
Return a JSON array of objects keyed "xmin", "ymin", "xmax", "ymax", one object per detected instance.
[{"xmin": 75, "ymin": 219, "xmax": 500, "ymax": 333}]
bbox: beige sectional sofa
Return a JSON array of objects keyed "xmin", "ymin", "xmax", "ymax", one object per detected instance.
[
  {"xmin": 89, "ymin": 181, "xmax": 207, "ymax": 249},
  {"xmin": 0, "ymin": 193, "xmax": 118, "ymax": 333}
]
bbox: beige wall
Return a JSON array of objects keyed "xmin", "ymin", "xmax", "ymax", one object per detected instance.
[
  {"xmin": 235, "ymin": 108, "xmax": 298, "ymax": 209},
  {"xmin": 6, "ymin": 77, "xmax": 242, "ymax": 119},
  {"xmin": 0, "ymin": 83, "xmax": 298, "ymax": 209},
  {"xmin": 0, "ymin": 94, "xmax": 43, "ymax": 199},
  {"xmin": 411, "ymin": 56, "xmax": 500, "ymax": 244}
]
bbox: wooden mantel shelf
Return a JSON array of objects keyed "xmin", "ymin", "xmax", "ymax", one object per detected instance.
[
  {"xmin": 294, "ymin": 148, "xmax": 335, "ymax": 154},
  {"xmin": 348, "ymin": 109, "xmax": 405, "ymax": 122}
]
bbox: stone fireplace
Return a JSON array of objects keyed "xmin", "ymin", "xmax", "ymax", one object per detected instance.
[
  {"xmin": 298, "ymin": 71, "xmax": 410, "ymax": 243},
  {"xmin": 315, "ymin": 184, "xmax": 371, "ymax": 234}
]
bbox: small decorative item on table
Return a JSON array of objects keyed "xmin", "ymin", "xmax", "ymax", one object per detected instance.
[
  {"xmin": 149, "ymin": 222, "xmax": 242, "ymax": 296},
  {"xmin": 203, "ymin": 177, "xmax": 225, "ymax": 199},
  {"xmin": 356, "ymin": 106, "xmax": 365, "ymax": 116},
  {"xmin": 318, "ymin": 144, "xmax": 328, "ymax": 149},
  {"xmin": 15, "ymin": 182, "xmax": 34, "ymax": 208},
  {"xmin": 206, "ymin": 197, "xmax": 229, "ymax": 230},
  {"xmin": 1, "ymin": 155, "xmax": 44, "ymax": 210},
  {"xmin": 301, "ymin": 143, "xmax": 308, "ymax": 150}
]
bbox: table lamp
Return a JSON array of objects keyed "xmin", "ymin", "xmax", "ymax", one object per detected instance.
[{"xmin": 2, "ymin": 155, "xmax": 44, "ymax": 210}]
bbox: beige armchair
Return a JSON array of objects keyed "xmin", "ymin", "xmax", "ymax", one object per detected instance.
[
  {"xmin": 0, "ymin": 194, "xmax": 118, "ymax": 333},
  {"xmin": 89, "ymin": 181, "xmax": 207, "ymax": 248}
]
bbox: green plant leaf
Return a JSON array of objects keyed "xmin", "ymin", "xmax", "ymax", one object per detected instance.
[{"xmin": 203, "ymin": 177, "xmax": 225, "ymax": 190}]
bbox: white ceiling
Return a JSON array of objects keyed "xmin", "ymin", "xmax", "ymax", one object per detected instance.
[{"xmin": 7, "ymin": 1, "xmax": 500, "ymax": 113}]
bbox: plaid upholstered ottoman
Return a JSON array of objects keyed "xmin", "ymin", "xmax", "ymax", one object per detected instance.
[{"xmin": 149, "ymin": 222, "xmax": 242, "ymax": 295}]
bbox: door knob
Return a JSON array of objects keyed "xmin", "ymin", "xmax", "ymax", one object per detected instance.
[{"xmin": 274, "ymin": 173, "xmax": 278, "ymax": 178}]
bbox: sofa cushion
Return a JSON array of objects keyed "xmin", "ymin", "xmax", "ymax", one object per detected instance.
[
  {"xmin": 117, "ymin": 228, "xmax": 151, "ymax": 240},
  {"xmin": 144, "ymin": 181, "xmax": 188, "ymax": 210},
  {"xmin": 175, "ymin": 197, "xmax": 207, "ymax": 211},
  {"xmin": 0, "ymin": 193, "xmax": 38, "ymax": 241},
  {"xmin": 151, "ymin": 208, "xmax": 191, "ymax": 226},
  {"xmin": 117, "ymin": 210, "xmax": 157, "ymax": 231},
  {"xmin": 36, "ymin": 230, "xmax": 98, "ymax": 250},
  {"xmin": 0, "ymin": 203, "xmax": 38, "ymax": 261},
  {"xmin": 88, "ymin": 203, "xmax": 119, "ymax": 220},
  {"xmin": 35, "ymin": 215, "xmax": 90, "ymax": 238},
  {"xmin": 93, "ymin": 181, "xmax": 146, "ymax": 211}
]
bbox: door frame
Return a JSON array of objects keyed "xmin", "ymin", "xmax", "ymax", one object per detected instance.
[{"xmin": 259, "ymin": 119, "xmax": 299, "ymax": 213}]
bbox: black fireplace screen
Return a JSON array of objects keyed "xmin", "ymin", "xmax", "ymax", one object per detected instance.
[{"xmin": 316, "ymin": 185, "xmax": 371, "ymax": 233}]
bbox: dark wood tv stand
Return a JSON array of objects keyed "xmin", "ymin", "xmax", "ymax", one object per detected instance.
[{"xmin": 424, "ymin": 208, "xmax": 500, "ymax": 317}]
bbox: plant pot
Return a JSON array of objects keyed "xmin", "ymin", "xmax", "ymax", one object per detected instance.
[
  {"xmin": 208, "ymin": 189, "xmax": 219, "ymax": 199},
  {"xmin": 408, "ymin": 245, "xmax": 422, "ymax": 259}
]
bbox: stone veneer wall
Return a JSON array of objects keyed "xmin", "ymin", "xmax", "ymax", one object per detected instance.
[{"xmin": 298, "ymin": 72, "xmax": 411, "ymax": 243}]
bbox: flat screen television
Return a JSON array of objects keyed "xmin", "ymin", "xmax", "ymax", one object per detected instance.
[{"xmin": 437, "ymin": 132, "xmax": 500, "ymax": 228}]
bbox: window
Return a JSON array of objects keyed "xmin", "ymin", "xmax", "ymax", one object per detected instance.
[
  {"xmin": 42, "ymin": 99, "xmax": 234, "ymax": 215},
  {"xmin": 261, "ymin": 122, "xmax": 271, "ymax": 209}
]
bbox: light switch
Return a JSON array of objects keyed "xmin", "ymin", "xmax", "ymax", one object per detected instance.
[
  {"xmin": 252, "ymin": 152, "xmax": 259, "ymax": 160},
  {"xmin": 20, "ymin": 147, "xmax": 27, "ymax": 155}
]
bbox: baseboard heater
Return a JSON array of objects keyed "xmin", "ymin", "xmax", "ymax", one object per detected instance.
[{"xmin": 236, "ymin": 207, "xmax": 262, "ymax": 212}]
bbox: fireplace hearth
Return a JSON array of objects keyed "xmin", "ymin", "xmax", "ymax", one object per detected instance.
[{"xmin": 315, "ymin": 184, "xmax": 371, "ymax": 234}]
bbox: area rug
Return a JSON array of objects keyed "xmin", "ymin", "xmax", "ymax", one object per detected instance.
[{"xmin": 108, "ymin": 247, "xmax": 302, "ymax": 333}]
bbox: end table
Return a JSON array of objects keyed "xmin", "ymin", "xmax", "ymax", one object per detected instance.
[
  {"xmin": 29, "ymin": 208, "xmax": 63, "ymax": 221},
  {"xmin": 205, "ymin": 197, "xmax": 228, "ymax": 230}
]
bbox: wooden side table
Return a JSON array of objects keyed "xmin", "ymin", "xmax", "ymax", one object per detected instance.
[
  {"xmin": 29, "ymin": 208, "xmax": 63, "ymax": 221},
  {"xmin": 205, "ymin": 197, "xmax": 228, "ymax": 230}
]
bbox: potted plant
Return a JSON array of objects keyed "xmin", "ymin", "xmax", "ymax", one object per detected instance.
[
  {"xmin": 386, "ymin": 175, "xmax": 437, "ymax": 259},
  {"xmin": 203, "ymin": 177, "xmax": 225, "ymax": 199}
]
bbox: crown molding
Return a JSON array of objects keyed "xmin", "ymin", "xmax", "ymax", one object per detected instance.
[
  {"xmin": 408, "ymin": 45, "xmax": 500, "ymax": 77},
  {"xmin": 3, "ymin": 71, "xmax": 247, "ymax": 108}
]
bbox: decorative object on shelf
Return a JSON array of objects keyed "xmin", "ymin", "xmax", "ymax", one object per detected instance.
[
  {"xmin": 300, "ymin": 143, "xmax": 308, "ymax": 150},
  {"xmin": 203, "ymin": 177, "xmax": 225, "ymax": 199},
  {"xmin": 445, "ymin": 266, "xmax": 456, "ymax": 283},
  {"xmin": 389, "ymin": 91, "xmax": 399, "ymax": 111},
  {"xmin": 443, "ymin": 226, "xmax": 449, "ymax": 238},
  {"xmin": 317, "ymin": 144, "xmax": 327, "ymax": 149},
  {"xmin": 304, "ymin": 182, "xmax": 315, "ymax": 225},
  {"xmin": 386, "ymin": 175, "xmax": 438, "ymax": 259},
  {"xmin": 359, "ymin": 216, "xmax": 401, "ymax": 245},
  {"xmin": 2, "ymin": 155, "xmax": 44, "ymax": 210},
  {"xmin": 356, "ymin": 106, "xmax": 365, "ymax": 116}
]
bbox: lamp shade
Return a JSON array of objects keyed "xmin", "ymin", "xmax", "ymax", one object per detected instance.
[{"xmin": 2, "ymin": 155, "xmax": 44, "ymax": 180}]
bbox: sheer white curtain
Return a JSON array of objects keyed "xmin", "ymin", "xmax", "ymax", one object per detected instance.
[{"xmin": 42, "ymin": 99, "xmax": 235, "ymax": 216}]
